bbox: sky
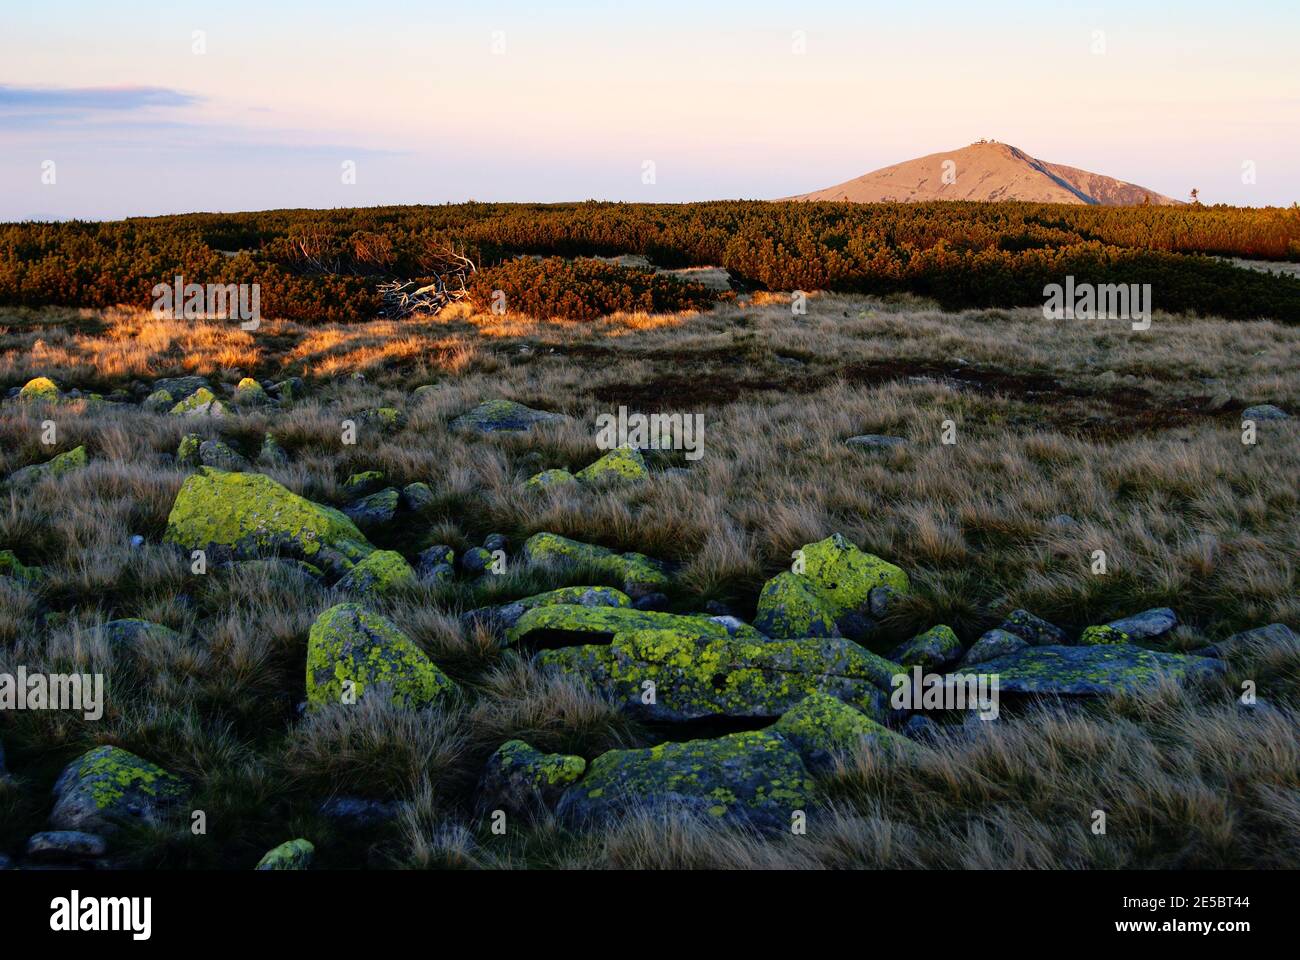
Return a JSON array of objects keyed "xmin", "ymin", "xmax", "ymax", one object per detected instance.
[{"xmin": 2, "ymin": 0, "xmax": 1297, "ymax": 219}]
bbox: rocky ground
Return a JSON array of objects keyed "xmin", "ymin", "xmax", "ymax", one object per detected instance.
[{"xmin": 0, "ymin": 293, "xmax": 1297, "ymax": 869}]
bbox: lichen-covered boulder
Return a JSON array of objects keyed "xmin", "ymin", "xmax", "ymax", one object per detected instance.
[
  {"xmin": 335, "ymin": 549, "xmax": 416, "ymax": 596},
  {"xmin": 970, "ymin": 644, "xmax": 1223, "ymax": 695},
  {"xmin": 960, "ymin": 628, "xmax": 1028, "ymax": 667},
  {"xmin": 521, "ymin": 532, "xmax": 669, "ymax": 598},
  {"xmin": 1105, "ymin": 607, "xmax": 1177, "ymax": 640},
  {"xmin": 416, "ymin": 544, "xmax": 455, "ymax": 581},
  {"xmin": 460, "ymin": 546, "xmax": 494, "ymax": 576},
  {"xmin": 479, "ymin": 586, "xmax": 632, "ymax": 631},
  {"xmin": 998, "ymin": 609, "xmax": 1069, "ymax": 646},
  {"xmin": 575, "ymin": 446, "xmax": 649, "ymax": 486},
  {"xmin": 18, "ymin": 376, "xmax": 60, "ymax": 403},
  {"xmin": 557, "ymin": 730, "xmax": 814, "ymax": 832},
  {"xmin": 0, "ymin": 549, "xmax": 41, "ymax": 584},
  {"xmin": 176, "ymin": 433, "xmax": 202, "ymax": 467},
  {"xmin": 153, "ymin": 375, "xmax": 210, "ymax": 399},
  {"xmin": 164, "ymin": 468, "xmax": 374, "ymax": 573},
  {"xmin": 798, "ymin": 533, "xmax": 909, "ymax": 621},
  {"xmin": 232, "ymin": 377, "xmax": 269, "ymax": 406},
  {"xmin": 451, "ymin": 399, "xmax": 567, "ymax": 434},
  {"xmin": 305, "ymin": 603, "xmax": 454, "ymax": 711},
  {"xmin": 754, "ymin": 571, "xmax": 841, "ymax": 639},
  {"xmin": 6, "ymin": 445, "xmax": 88, "ymax": 487},
  {"xmin": 773, "ymin": 692, "xmax": 914, "ymax": 774},
  {"xmin": 143, "ymin": 389, "xmax": 175, "ymax": 412},
  {"xmin": 255, "ymin": 838, "xmax": 315, "ymax": 870},
  {"xmin": 169, "ymin": 387, "xmax": 226, "ymax": 417},
  {"xmin": 343, "ymin": 487, "xmax": 399, "ymax": 529},
  {"xmin": 198, "ymin": 438, "xmax": 249, "ymax": 471},
  {"xmin": 891, "ymin": 625, "xmax": 962, "ymax": 670},
  {"xmin": 524, "ymin": 605, "xmax": 899, "ymax": 723},
  {"xmin": 50, "ymin": 746, "xmax": 188, "ymax": 834},
  {"xmin": 342, "ymin": 470, "xmax": 385, "ymax": 499},
  {"xmin": 1080, "ymin": 625, "xmax": 1130, "ymax": 646},
  {"xmin": 478, "ymin": 740, "xmax": 586, "ymax": 820},
  {"xmin": 525, "ymin": 468, "xmax": 577, "ymax": 490},
  {"xmin": 401, "ymin": 481, "xmax": 435, "ymax": 512},
  {"xmin": 1202, "ymin": 622, "xmax": 1300, "ymax": 659}
]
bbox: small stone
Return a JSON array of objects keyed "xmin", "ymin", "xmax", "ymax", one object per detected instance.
[
  {"xmin": 343, "ymin": 487, "xmax": 400, "ymax": 529},
  {"xmin": 1080, "ymin": 625, "xmax": 1130, "ymax": 646},
  {"xmin": 960, "ymin": 628, "xmax": 1028, "ymax": 667},
  {"xmin": 574, "ymin": 446, "xmax": 649, "ymax": 486},
  {"xmin": 6, "ymin": 446, "xmax": 89, "ymax": 487},
  {"xmin": 176, "ymin": 433, "xmax": 202, "ymax": 467},
  {"xmin": 318, "ymin": 796, "xmax": 400, "ymax": 829},
  {"xmin": 461, "ymin": 546, "xmax": 494, "ymax": 575},
  {"xmin": 1241, "ymin": 404, "xmax": 1288, "ymax": 421},
  {"xmin": 143, "ymin": 389, "xmax": 175, "ymax": 412},
  {"xmin": 1105, "ymin": 607, "xmax": 1177, "ymax": 641},
  {"xmin": 451, "ymin": 399, "xmax": 567, "ymax": 434},
  {"xmin": 999, "ymin": 609, "xmax": 1069, "ymax": 646},
  {"xmin": 342, "ymin": 470, "xmax": 385, "ymax": 499},
  {"xmin": 416, "ymin": 545, "xmax": 455, "ymax": 578},
  {"xmin": 26, "ymin": 830, "xmax": 109, "ymax": 861},
  {"xmin": 198, "ymin": 439, "xmax": 250, "ymax": 471},
  {"xmin": 525, "ymin": 468, "xmax": 577, "ymax": 490},
  {"xmin": 169, "ymin": 387, "xmax": 226, "ymax": 417},
  {"xmin": 401, "ymin": 482, "xmax": 435, "ymax": 512},
  {"xmin": 335, "ymin": 549, "xmax": 416, "ymax": 596},
  {"xmin": 255, "ymin": 838, "xmax": 315, "ymax": 870},
  {"xmin": 891, "ymin": 625, "xmax": 962, "ymax": 670},
  {"xmin": 483, "ymin": 533, "xmax": 509, "ymax": 553},
  {"xmin": 232, "ymin": 377, "xmax": 269, "ymax": 405},
  {"xmin": 846, "ymin": 434, "xmax": 908, "ymax": 450}
]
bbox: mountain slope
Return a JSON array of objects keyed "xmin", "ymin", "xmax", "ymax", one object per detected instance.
[{"xmin": 786, "ymin": 141, "xmax": 1180, "ymax": 206}]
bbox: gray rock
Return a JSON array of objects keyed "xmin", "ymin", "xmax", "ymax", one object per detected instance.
[
  {"xmin": 845, "ymin": 434, "xmax": 908, "ymax": 450},
  {"xmin": 890, "ymin": 625, "xmax": 962, "ymax": 670},
  {"xmin": 1202, "ymin": 622, "xmax": 1299, "ymax": 659},
  {"xmin": 198, "ymin": 439, "xmax": 249, "ymax": 471},
  {"xmin": 968, "ymin": 644, "xmax": 1224, "ymax": 695},
  {"xmin": 632, "ymin": 592, "xmax": 669, "ymax": 611},
  {"xmin": 50, "ymin": 746, "xmax": 187, "ymax": 834},
  {"xmin": 460, "ymin": 546, "xmax": 494, "ymax": 575},
  {"xmin": 960, "ymin": 628, "xmax": 1028, "ymax": 667},
  {"xmin": 1046, "ymin": 514, "xmax": 1078, "ymax": 527},
  {"xmin": 152, "ymin": 376, "xmax": 210, "ymax": 400},
  {"xmin": 477, "ymin": 740, "xmax": 586, "ymax": 821},
  {"xmin": 868, "ymin": 585, "xmax": 902, "ymax": 619},
  {"xmin": 1105, "ymin": 607, "xmax": 1178, "ymax": 641},
  {"xmin": 97, "ymin": 619, "xmax": 183, "ymax": 649},
  {"xmin": 26, "ymin": 830, "xmax": 109, "ymax": 861},
  {"xmin": 1241, "ymin": 404, "xmax": 1289, "ymax": 421},
  {"xmin": 258, "ymin": 433, "xmax": 289, "ymax": 467},
  {"xmin": 557, "ymin": 730, "xmax": 814, "ymax": 833},
  {"xmin": 318, "ymin": 796, "xmax": 400, "ymax": 829},
  {"xmin": 343, "ymin": 487, "xmax": 400, "ymax": 529},
  {"xmin": 401, "ymin": 482, "xmax": 435, "ymax": 513},
  {"xmin": 483, "ymin": 533, "xmax": 509, "ymax": 553},
  {"xmin": 450, "ymin": 400, "xmax": 567, "ymax": 434},
  {"xmin": 999, "ymin": 609, "xmax": 1069, "ymax": 646}
]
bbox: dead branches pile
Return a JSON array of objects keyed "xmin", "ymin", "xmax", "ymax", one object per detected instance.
[{"xmin": 377, "ymin": 246, "xmax": 478, "ymax": 318}]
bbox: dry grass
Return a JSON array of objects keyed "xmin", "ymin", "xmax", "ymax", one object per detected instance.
[{"xmin": 0, "ymin": 293, "xmax": 1296, "ymax": 868}]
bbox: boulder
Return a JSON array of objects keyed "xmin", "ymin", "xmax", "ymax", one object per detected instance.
[
  {"xmin": 451, "ymin": 399, "xmax": 567, "ymax": 434},
  {"xmin": 525, "ymin": 468, "xmax": 577, "ymax": 490},
  {"xmin": 416, "ymin": 545, "xmax": 455, "ymax": 581},
  {"xmin": 798, "ymin": 533, "xmax": 908, "ymax": 619},
  {"xmin": 1200, "ymin": 623, "xmax": 1299, "ymax": 659},
  {"xmin": 142, "ymin": 389, "xmax": 174, "ymax": 412},
  {"xmin": 1105, "ymin": 607, "xmax": 1177, "ymax": 641},
  {"xmin": 6, "ymin": 445, "xmax": 88, "ymax": 487},
  {"xmin": 176, "ymin": 433, "xmax": 202, "ymax": 467},
  {"xmin": 460, "ymin": 546, "xmax": 494, "ymax": 576},
  {"xmin": 153, "ymin": 376, "xmax": 210, "ymax": 400},
  {"xmin": 232, "ymin": 377, "xmax": 269, "ymax": 406},
  {"xmin": 25, "ymin": 830, "xmax": 109, "ymax": 863},
  {"xmin": 342, "ymin": 470, "xmax": 385, "ymax": 499},
  {"xmin": 96, "ymin": 619, "xmax": 182, "ymax": 649},
  {"xmin": 305, "ymin": 603, "xmax": 455, "ymax": 711},
  {"xmin": 18, "ymin": 376, "xmax": 60, "ymax": 403},
  {"xmin": 343, "ymin": 487, "xmax": 400, "ymax": 529},
  {"xmin": 998, "ymin": 609, "xmax": 1069, "ymax": 646},
  {"xmin": 754, "ymin": 571, "xmax": 841, "ymax": 639},
  {"xmin": 520, "ymin": 605, "xmax": 899, "ymax": 723},
  {"xmin": 335, "ymin": 550, "xmax": 416, "ymax": 596},
  {"xmin": 258, "ymin": 432, "xmax": 288, "ymax": 467},
  {"xmin": 891, "ymin": 625, "xmax": 962, "ymax": 670},
  {"xmin": 164, "ymin": 468, "xmax": 374, "ymax": 573},
  {"xmin": 1080, "ymin": 625, "xmax": 1130, "ymax": 646},
  {"xmin": 557, "ymin": 730, "xmax": 814, "ymax": 833},
  {"xmin": 198, "ymin": 439, "xmax": 249, "ymax": 471},
  {"xmin": 845, "ymin": 434, "xmax": 908, "ymax": 450},
  {"xmin": 960, "ymin": 628, "xmax": 1028, "ymax": 667},
  {"xmin": 521, "ymin": 532, "xmax": 670, "ymax": 598},
  {"xmin": 357, "ymin": 408, "xmax": 406, "ymax": 433},
  {"xmin": 575, "ymin": 446, "xmax": 649, "ymax": 485},
  {"xmin": 773, "ymin": 692, "xmax": 914, "ymax": 774},
  {"xmin": 169, "ymin": 387, "xmax": 226, "ymax": 417},
  {"xmin": 401, "ymin": 481, "xmax": 435, "ymax": 512},
  {"xmin": 1241, "ymin": 404, "xmax": 1289, "ymax": 421},
  {"xmin": 478, "ymin": 740, "xmax": 586, "ymax": 819},
  {"xmin": 968, "ymin": 644, "xmax": 1223, "ymax": 695},
  {"xmin": 472, "ymin": 585, "xmax": 631, "ymax": 631},
  {"xmin": 50, "ymin": 746, "xmax": 188, "ymax": 834},
  {"xmin": 255, "ymin": 839, "xmax": 315, "ymax": 870}
]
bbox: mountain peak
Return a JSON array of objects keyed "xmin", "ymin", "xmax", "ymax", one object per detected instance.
[{"xmin": 786, "ymin": 142, "xmax": 1180, "ymax": 206}]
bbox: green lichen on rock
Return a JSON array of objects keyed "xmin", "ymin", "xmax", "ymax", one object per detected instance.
[
  {"xmin": 451, "ymin": 399, "xmax": 567, "ymax": 434},
  {"xmin": 774, "ymin": 692, "xmax": 914, "ymax": 773},
  {"xmin": 50, "ymin": 746, "xmax": 188, "ymax": 834},
  {"xmin": 521, "ymin": 532, "xmax": 669, "ymax": 596},
  {"xmin": 526, "ymin": 605, "xmax": 899, "ymax": 723},
  {"xmin": 891, "ymin": 625, "xmax": 962, "ymax": 669},
  {"xmin": 754, "ymin": 571, "xmax": 841, "ymax": 639},
  {"xmin": 18, "ymin": 376, "xmax": 60, "ymax": 403},
  {"xmin": 479, "ymin": 739, "xmax": 586, "ymax": 819},
  {"xmin": 575, "ymin": 446, "xmax": 648, "ymax": 486},
  {"xmin": 143, "ymin": 389, "xmax": 175, "ymax": 412},
  {"xmin": 255, "ymin": 838, "xmax": 315, "ymax": 870},
  {"xmin": 490, "ymin": 585, "xmax": 631, "ymax": 629},
  {"xmin": 335, "ymin": 549, "xmax": 416, "ymax": 596},
  {"xmin": 176, "ymin": 433, "xmax": 202, "ymax": 467},
  {"xmin": 525, "ymin": 468, "xmax": 577, "ymax": 491},
  {"xmin": 6, "ymin": 445, "xmax": 88, "ymax": 487},
  {"xmin": 233, "ymin": 377, "xmax": 268, "ymax": 405},
  {"xmin": 305, "ymin": 602, "xmax": 455, "ymax": 711},
  {"xmin": 0, "ymin": 549, "xmax": 41, "ymax": 583},
  {"xmin": 343, "ymin": 470, "xmax": 385, "ymax": 498},
  {"xmin": 343, "ymin": 487, "xmax": 399, "ymax": 528},
  {"xmin": 1080, "ymin": 625, "xmax": 1130, "ymax": 646},
  {"xmin": 797, "ymin": 533, "xmax": 909, "ymax": 618},
  {"xmin": 169, "ymin": 387, "xmax": 225, "ymax": 417},
  {"xmin": 558, "ymin": 729, "xmax": 815, "ymax": 832},
  {"xmin": 164, "ymin": 468, "xmax": 374, "ymax": 572},
  {"xmin": 358, "ymin": 407, "xmax": 406, "ymax": 433},
  {"xmin": 258, "ymin": 432, "xmax": 288, "ymax": 466},
  {"xmin": 970, "ymin": 643, "xmax": 1223, "ymax": 695}
]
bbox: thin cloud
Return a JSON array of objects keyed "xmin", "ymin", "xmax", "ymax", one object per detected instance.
[{"xmin": 0, "ymin": 83, "xmax": 201, "ymax": 112}]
